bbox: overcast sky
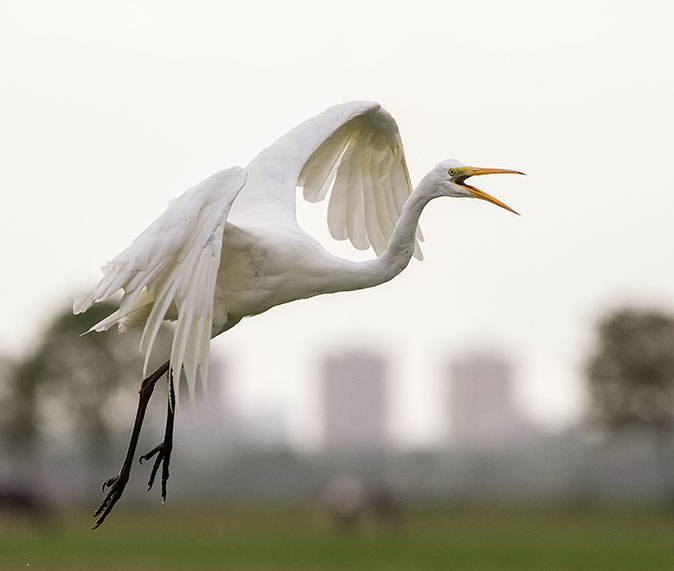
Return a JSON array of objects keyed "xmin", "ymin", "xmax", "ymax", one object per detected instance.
[{"xmin": 2, "ymin": 0, "xmax": 673, "ymax": 449}]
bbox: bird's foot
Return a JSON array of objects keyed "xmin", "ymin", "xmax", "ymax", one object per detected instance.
[
  {"xmin": 92, "ymin": 472, "xmax": 129, "ymax": 529},
  {"xmin": 139, "ymin": 440, "xmax": 172, "ymax": 502}
]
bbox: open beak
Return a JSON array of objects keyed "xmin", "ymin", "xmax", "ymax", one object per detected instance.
[{"xmin": 456, "ymin": 167, "xmax": 525, "ymax": 215}]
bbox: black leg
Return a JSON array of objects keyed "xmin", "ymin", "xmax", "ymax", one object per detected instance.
[
  {"xmin": 92, "ymin": 359, "xmax": 170, "ymax": 529},
  {"xmin": 139, "ymin": 367, "xmax": 175, "ymax": 503}
]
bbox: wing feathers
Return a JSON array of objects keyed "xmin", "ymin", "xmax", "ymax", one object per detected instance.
[
  {"xmin": 299, "ymin": 105, "xmax": 422, "ymax": 259},
  {"xmin": 345, "ymin": 143, "xmax": 368, "ymax": 250},
  {"xmin": 327, "ymin": 145, "xmax": 352, "ymax": 240},
  {"xmin": 362, "ymin": 151, "xmax": 387, "ymax": 256},
  {"xmin": 75, "ymin": 167, "xmax": 247, "ymax": 405},
  {"xmin": 370, "ymin": 158, "xmax": 394, "ymax": 239},
  {"xmin": 300, "ymin": 127, "xmax": 350, "ymax": 203}
]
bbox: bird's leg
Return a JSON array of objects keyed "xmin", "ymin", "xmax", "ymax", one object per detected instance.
[
  {"xmin": 92, "ymin": 359, "xmax": 170, "ymax": 529},
  {"xmin": 139, "ymin": 367, "xmax": 175, "ymax": 503}
]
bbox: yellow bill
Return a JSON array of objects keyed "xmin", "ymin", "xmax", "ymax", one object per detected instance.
[{"xmin": 456, "ymin": 167, "xmax": 525, "ymax": 215}]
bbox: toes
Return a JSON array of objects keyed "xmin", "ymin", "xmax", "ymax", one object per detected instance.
[
  {"xmin": 139, "ymin": 444, "xmax": 162, "ymax": 464},
  {"xmin": 93, "ymin": 474, "xmax": 128, "ymax": 527},
  {"xmin": 146, "ymin": 453, "xmax": 163, "ymax": 491},
  {"xmin": 102, "ymin": 476, "xmax": 118, "ymax": 491}
]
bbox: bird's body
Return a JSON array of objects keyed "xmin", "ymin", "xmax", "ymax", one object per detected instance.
[
  {"xmin": 211, "ymin": 222, "xmax": 354, "ymax": 329},
  {"xmin": 75, "ymin": 101, "xmax": 430, "ymax": 398},
  {"xmin": 216, "ymin": 198, "xmax": 413, "ymax": 329},
  {"xmin": 75, "ymin": 101, "xmax": 523, "ymax": 526}
]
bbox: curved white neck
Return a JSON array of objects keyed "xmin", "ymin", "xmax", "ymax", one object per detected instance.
[
  {"xmin": 331, "ymin": 183, "xmax": 434, "ymax": 293},
  {"xmin": 372, "ymin": 188, "xmax": 431, "ymax": 280}
]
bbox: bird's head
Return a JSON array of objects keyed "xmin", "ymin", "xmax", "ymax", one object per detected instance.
[{"xmin": 425, "ymin": 159, "xmax": 524, "ymax": 215}]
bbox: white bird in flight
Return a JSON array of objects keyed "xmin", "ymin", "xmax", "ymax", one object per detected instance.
[{"xmin": 74, "ymin": 100, "xmax": 524, "ymax": 526}]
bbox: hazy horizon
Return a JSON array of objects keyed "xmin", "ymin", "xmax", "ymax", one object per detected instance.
[{"xmin": 2, "ymin": 0, "xmax": 673, "ymax": 450}]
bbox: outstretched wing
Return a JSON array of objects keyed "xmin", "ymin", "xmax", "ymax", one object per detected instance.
[
  {"xmin": 73, "ymin": 167, "xmax": 248, "ymax": 404},
  {"xmin": 241, "ymin": 101, "xmax": 423, "ymax": 259}
]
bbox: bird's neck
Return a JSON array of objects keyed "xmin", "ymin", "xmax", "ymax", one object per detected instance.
[
  {"xmin": 377, "ymin": 187, "xmax": 431, "ymax": 277},
  {"xmin": 335, "ymin": 184, "xmax": 433, "ymax": 292}
]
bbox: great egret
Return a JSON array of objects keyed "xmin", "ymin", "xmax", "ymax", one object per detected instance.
[{"xmin": 74, "ymin": 101, "xmax": 524, "ymax": 526}]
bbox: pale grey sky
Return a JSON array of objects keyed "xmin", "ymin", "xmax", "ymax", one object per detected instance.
[{"xmin": 2, "ymin": 0, "xmax": 673, "ymax": 449}]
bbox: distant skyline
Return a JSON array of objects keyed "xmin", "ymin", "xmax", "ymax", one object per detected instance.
[
  {"xmin": 322, "ymin": 352, "xmax": 388, "ymax": 451},
  {"xmin": 2, "ymin": 1, "xmax": 673, "ymax": 450},
  {"xmin": 449, "ymin": 353, "xmax": 533, "ymax": 448}
]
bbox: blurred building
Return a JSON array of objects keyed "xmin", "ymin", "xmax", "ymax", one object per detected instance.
[
  {"xmin": 448, "ymin": 353, "xmax": 527, "ymax": 449},
  {"xmin": 174, "ymin": 356, "xmax": 240, "ymax": 457},
  {"xmin": 321, "ymin": 352, "xmax": 388, "ymax": 451}
]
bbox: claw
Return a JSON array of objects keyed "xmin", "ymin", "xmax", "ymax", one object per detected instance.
[
  {"xmin": 140, "ymin": 442, "xmax": 171, "ymax": 497},
  {"xmin": 139, "ymin": 445, "xmax": 162, "ymax": 465},
  {"xmin": 92, "ymin": 473, "xmax": 129, "ymax": 529},
  {"xmin": 101, "ymin": 476, "xmax": 117, "ymax": 492}
]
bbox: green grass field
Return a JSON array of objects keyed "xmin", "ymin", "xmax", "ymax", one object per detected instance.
[{"xmin": 3, "ymin": 504, "xmax": 674, "ymax": 570}]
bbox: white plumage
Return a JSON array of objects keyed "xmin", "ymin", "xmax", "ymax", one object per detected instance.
[
  {"xmin": 75, "ymin": 167, "xmax": 247, "ymax": 403},
  {"xmin": 298, "ymin": 109, "xmax": 423, "ymax": 257},
  {"xmin": 77, "ymin": 101, "xmax": 523, "ymax": 527},
  {"xmin": 75, "ymin": 100, "xmax": 520, "ymax": 406}
]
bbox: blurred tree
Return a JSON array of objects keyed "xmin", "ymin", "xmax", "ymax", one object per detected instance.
[
  {"xmin": 1, "ymin": 355, "xmax": 40, "ymax": 455},
  {"xmin": 586, "ymin": 307, "xmax": 674, "ymax": 501},
  {"xmin": 0, "ymin": 355, "xmax": 22, "ymax": 447},
  {"xmin": 1, "ymin": 301, "xmax": 170, "ymax": 466}
]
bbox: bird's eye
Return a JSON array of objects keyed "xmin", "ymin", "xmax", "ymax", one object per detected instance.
[{"xmin": 448, "ymin": 169, "xmax": 456, "ymax": 177}]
